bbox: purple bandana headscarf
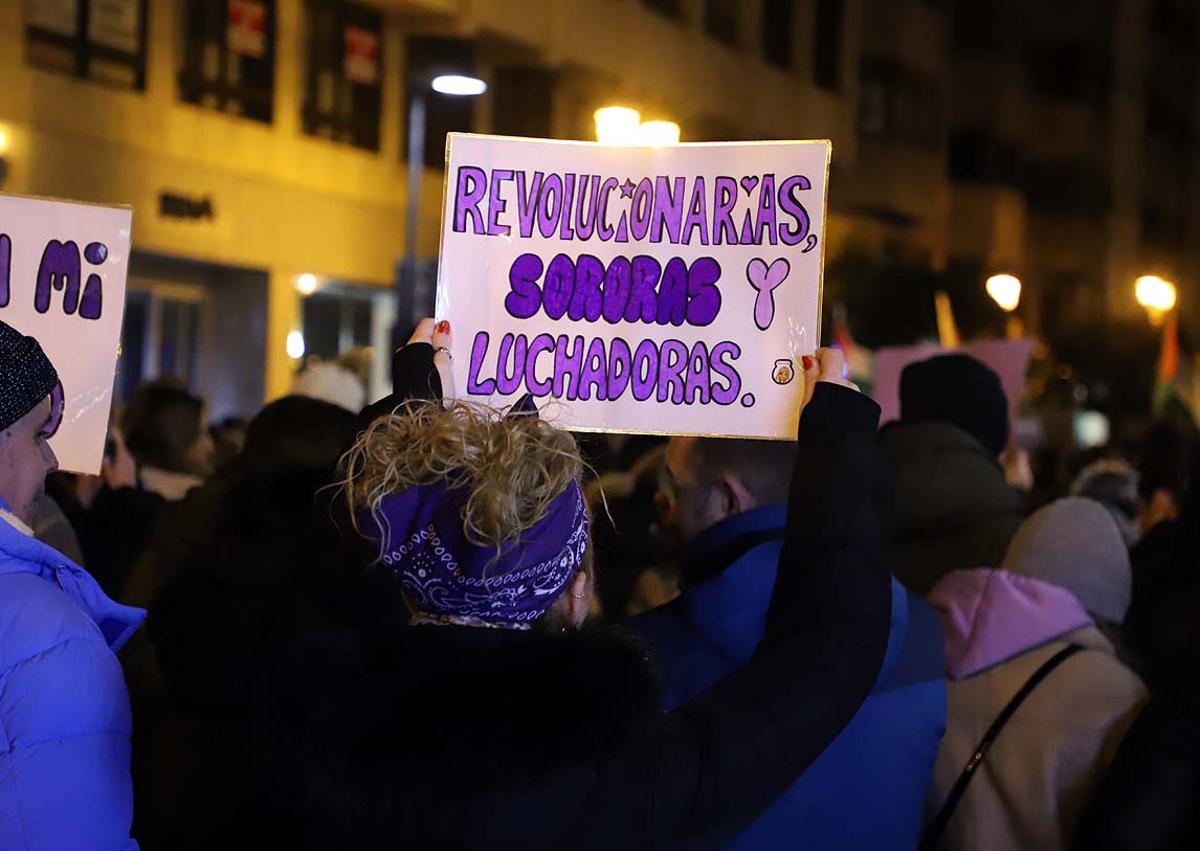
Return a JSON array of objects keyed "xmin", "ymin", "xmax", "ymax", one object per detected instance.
[{"xmin": 360, "ymin": 480, "xmax": 589, "ymax": 628}]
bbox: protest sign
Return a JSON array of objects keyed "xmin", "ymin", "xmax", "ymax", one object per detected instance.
[
  {"xmin": 435, "ymin": 134, "xmax": 830, "ymax": 439},
  {"xmin": 872, "ymin": 339, "xmax": 1034, "ymax": 430},
  {"xmin": 0, "ymin": 194, "xmax": 132, "ymax": 474}
]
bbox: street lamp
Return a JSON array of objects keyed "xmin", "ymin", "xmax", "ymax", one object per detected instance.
[
  {"xmin": 986, "ymin": 274, "xmax": 1022, "ymax": 312},
  {"xmin": 1135, "ymin": 274, "xmax": 1177, "ymax": 323},
  {"xmin": 431, "ymin": 74, "xmax": 487, "ymax": 96},
  {"xmin": 594, "ymin": 106, "xmax": 642, "ymax": 145},
  {"xmin": 296, "ymin": 273, "xmax": 318, "ymax": 296},
  {"xmin": 637, "ymin": 120, "xmax": 681, "ymax": 146},
  {"xmin": 594, "ymin": 106, "xmax": 682, "ymax": 146},
  {"xmin": 399, "ymin": 69, "xmax": 487, "ymax": 344},
  {"xmin": 286, "ymin": 330, "xmax": 306, "ymax": 360}
]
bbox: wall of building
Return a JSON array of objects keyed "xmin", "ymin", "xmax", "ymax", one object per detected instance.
[{"xmin": 1, "ymin": 0, "xmax": 862, "ymax": 404}]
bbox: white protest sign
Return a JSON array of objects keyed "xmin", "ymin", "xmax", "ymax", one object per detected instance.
[
  {"xmin": 0, "ymin": 194, "xmax": 132, "ymax": 473},
  {"xmin": 436, "ymin": 134, "xmax": 830, "ymax": 439}
]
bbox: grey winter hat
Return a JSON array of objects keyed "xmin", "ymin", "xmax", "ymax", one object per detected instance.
[
  {"xmin": 0, "ymin": 320, "xmax": 58, "ymax": 434},
  {"xmin": 1000, "ymin": 497, "xmax": 1132, "ymax": 625}
]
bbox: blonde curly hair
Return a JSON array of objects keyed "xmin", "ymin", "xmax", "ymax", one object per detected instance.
[{"xmin": 341, "ymin": 400, "xmax": 585, "ymax": 552}]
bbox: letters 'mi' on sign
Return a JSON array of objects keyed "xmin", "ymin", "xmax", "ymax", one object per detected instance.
[
  {"xmin": 436, "ymin": 134, "xmax": 831, "ymax": 439},
  {"xmin": 0, "ymin": 194, "xmax": 132, "ymax": 473}
]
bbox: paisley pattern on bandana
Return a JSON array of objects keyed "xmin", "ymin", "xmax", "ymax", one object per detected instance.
[{"xmin": 362, "ymin": 480, "xmax": 589, "ymax": 627}]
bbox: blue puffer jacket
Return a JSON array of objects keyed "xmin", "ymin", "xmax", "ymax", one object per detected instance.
[
  {"xmin": 629, "ymin": 506, "xmax": 946, "ymax": 850},
  {"xmin": 0, "ymin": 512, "xmax": 145, "ymax": 851}
]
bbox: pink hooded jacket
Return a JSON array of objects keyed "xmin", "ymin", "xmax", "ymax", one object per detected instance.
[{"xmin": 926, "ymin": 569, "xmax": 1145, "ymax": 851}]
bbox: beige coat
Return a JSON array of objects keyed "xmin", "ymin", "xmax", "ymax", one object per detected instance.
[{"xmin": 927, "ymin": 625, "xmax": 1146, "ymax": 850}]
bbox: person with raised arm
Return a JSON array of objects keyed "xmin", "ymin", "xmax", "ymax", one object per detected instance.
[{"xmin": 232, "ymin": 319, "xmax": 892, "ymax": 850}]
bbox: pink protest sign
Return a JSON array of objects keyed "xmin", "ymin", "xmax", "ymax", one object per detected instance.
[
  {"xmin": 436, "ymin": 134, "xmax": 831, "ymax": 439},
  {"xmin": 0, "ymin": 194, "xmax": 132, "ymax": 474},
  {"xmin": 872, "ymin": 339, "xmax": 1034, "ymax": 426}
]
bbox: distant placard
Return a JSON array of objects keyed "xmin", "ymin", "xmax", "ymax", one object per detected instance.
[
  {"xmin": 872, "ymin": 339, "xmax": 1034, "ymax": 429},
  {"xmin": 0, "ymin": 195, "xmax": 132, "ymax": 474},
  {"xmin": 344, "ymin": 25, "xmax": 379, "ymax": 86},
  {"xmin": 436, "ymin": 134, "xmax": 831, "ymax": 439},
  {"xmin": 227, "ymin": 0, "xmax": 267, "ymax": 58}
]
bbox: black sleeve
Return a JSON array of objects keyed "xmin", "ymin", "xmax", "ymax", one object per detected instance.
[
  {"xmin": 607, "ymin": 383, "xmax": 892, "ymax": 847},
  {"xmin": 357, "ymin": 343, "xmax": 443, "ymax": 427}
]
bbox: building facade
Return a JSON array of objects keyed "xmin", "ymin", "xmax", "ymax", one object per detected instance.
[
  {"xmin": 0, "ymin": 0, "xmax": 862, "ymax": 417},
  {"xmin": 1, "ymin": 0, "xmax": 1195, "ymax": 418}
]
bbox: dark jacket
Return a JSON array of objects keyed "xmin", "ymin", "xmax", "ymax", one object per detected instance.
[
  {"xmin": 128, "ymin": 470, "xmax": 397, "ymax": 850},
  {"xmin": 1075, "ymin": 688, "xmax": 1200, "ymax": 851},
  {"xmin": 54, "ymin": 484, "xmax": 165, "ymax": 600},
  {"xmin": 1077, "ymin": 506, "xmax": 1200, "ymax": 851},
  {"xmin": 629, "ymin": 505, "xmax": 946, "ymax": 850},
  {"xmin": 880, "ymin": 420, "xmax": 1024, "ymax": 594},
  {"xmin": 223, "ymin": 378, "xmax": 893, "ymax": 850}
]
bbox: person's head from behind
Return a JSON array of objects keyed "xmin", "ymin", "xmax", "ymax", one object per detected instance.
[
  {"xmin": 344, "ymin": 400, "xmax": 592, "ymax": 631},
  {"xmin": 243, "ymin": 395, "xmax": 357, "ymax": 480},
  {"xmin": 210, "ymin": 417, "xmax": 248, "ymax": 472},
  {"xmin": 1001, "ymin": 497, "xmax": 1131, "ymax": 633},
  {"xmin": 180, "ymin": 397, "xmax": 366, "ymax": 583},
  {"xmin": 226, "ymin": 396, "xmax": 361, "ymax": 523},
  {"xmin": 900, "ymin": 353, "xmax": 1009, "ymax": 457},
  {"xmin": 0, "ymin": 321, "xmax": 60, "ymax": 523},
  {"xmin": 1070, "ymin": 458, "xmax": 1140, "ymax": 545},
  {"xmin": 658, "ymin": 437, "xmax": 797, "ymax": 543},
  {"xmin": 124, "ymin": 381, "xmax": 213, "ymax": 477}
]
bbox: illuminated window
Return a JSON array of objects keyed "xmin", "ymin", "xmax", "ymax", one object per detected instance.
[
  {"xmin": 179, "ymin": 0, "xmax": 276, "ymax": 123},
  {"xmin": 302, "ymin": 0, "xmax": 382, "ymax": 150},
  {"xmin": 858, "ymin": 60, "xmax": 941, "ymax": 148},
  {"xmin": 23, "ymin": 0, "xmax": 148, "ymax": 90}
]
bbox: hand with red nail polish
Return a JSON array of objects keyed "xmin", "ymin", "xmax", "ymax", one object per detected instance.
[
  {"xmin": 800, "ymin": 348, "xmax": 859, "ymax": 411},
  {"xmin": 404, "ymin": 317, "xmax": 457, "ymax": 401}
]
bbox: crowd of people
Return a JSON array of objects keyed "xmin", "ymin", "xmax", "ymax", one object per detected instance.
[{"xmin": 0, "ymin": 314, "xmax": 1197, "ymax": 850}]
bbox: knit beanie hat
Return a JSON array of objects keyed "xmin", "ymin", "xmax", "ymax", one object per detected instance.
[
  {"xmin": 900, "ymin": 353, "xmax": 1010, "ymax": 456},
  {"xmin": 1001, "ymin": 497, "xmax": 1132, "ymax": 625},
  {"xmin": 0, "ymin": 320, "xmax": 58, "ymax": 433}
]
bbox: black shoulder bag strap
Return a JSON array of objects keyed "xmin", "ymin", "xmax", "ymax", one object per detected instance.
[{"xmin": 919, "ymin": 643, "xmax": 1085, "ymax": 851}]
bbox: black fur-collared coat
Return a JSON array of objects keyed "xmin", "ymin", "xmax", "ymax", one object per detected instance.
[{"xmin": 227, "ymin": 373, "xmax": 893, "ymax": 849}]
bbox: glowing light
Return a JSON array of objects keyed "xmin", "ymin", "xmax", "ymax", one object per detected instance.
[
  {"xmin": 431, "ymin": 74, "xmax": 487, "ymax": 96},
  {"xmin": 296, "ymin": 273, "xmax": 318, "ymax": 295},
  {"xmin": 1135, "ymin": 275, "xmax": 1177, "ymax": 313},
  {"xmin": 286, "ymin": 331, "xmax": 306, "ymax": 360},
  {"xmin": 986, "ymin": 274, "xmax": 1022, "ymax": 312},
  {"xmin": 637, "ymin": 120, "xmax": 681, "ymax": 146},
  {"xmin": 594, "ymin": 106, "xmax": 642, "ymax": 145},
  {"xmin": 0, "ymin": 128, "xmax": 9, "ymax": 156},
  {"xmin": 1074, "ymin": 410, "xmax": 1111, "ymax": 449}
]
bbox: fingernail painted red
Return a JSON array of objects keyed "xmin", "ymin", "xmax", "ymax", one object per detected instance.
[
  {"xmin": 436, "ymin": 320, "xmax": 450, "ymax": 334},
  {"xmin": 802, "ymin": 356, "xmax": 814, "ymax": 370}
]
